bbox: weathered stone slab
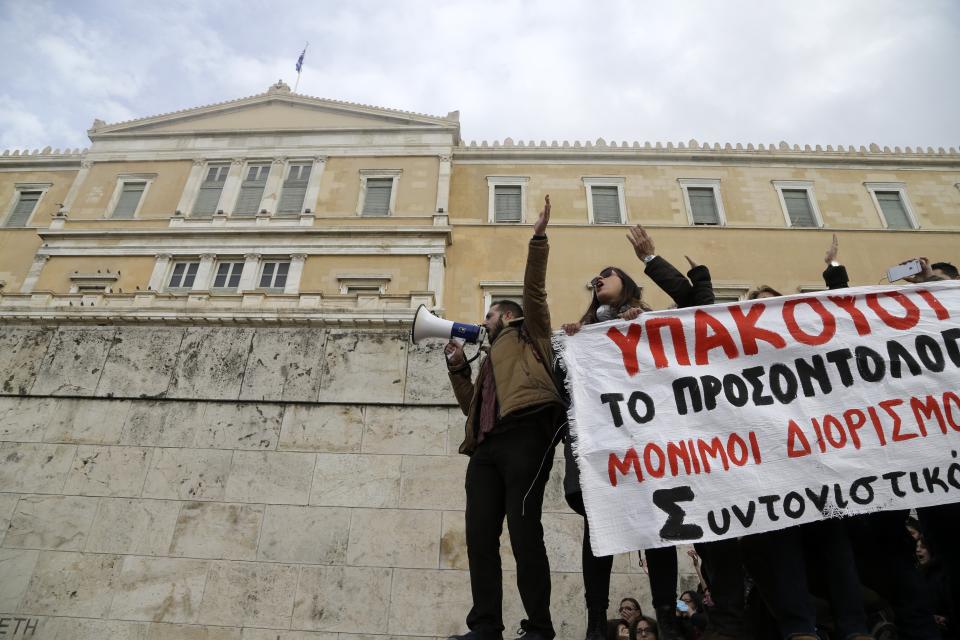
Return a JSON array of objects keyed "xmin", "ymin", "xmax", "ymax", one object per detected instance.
[
  {"xmin": 0, "ymin": 548, "xmax": 39, "ymax": 612},
  {"xmin": 309, "ymin": 453, "xmax": 401, "ymax": 508},
  {"xmin": 239, "ymin": 328, "xmax": 325, "ymax": 402},
  {"xmin": 46, "ymin": 618, "xmax": 150, "ymax": 640},
  {"xmin": 240, "ymin": 630, "xmax": 337, "ymax": 640},
  {"xmin": 0, "ymin": 396, "xmax": 57, "ymax": 442},
  {"xmin": 439, "ymin": 510, "xmax": 515, "ymax": 572},
  {"xmin": 277, "ymin": 404, "xmax": 363, "ymax": 453},
  {"xmin": 502, "ymin": 570, "xmax": 585, "ymax": 639},
  {"xmin": 19, "ymin": 550, "xmax": 122, "ymax": 617},
  {"xmin": 317, "ymin": 330, "xmax": 406, "ymax": 404},
  {"xmin": 445, "ymin": 407, "xmax": 468, "ymax": 455},
  {"xmin": 31, "ymin": 327, "xmax": 115, "ymax": 396},
  {"xmin": 347, "ymin": 508, "xmax": 441, "ymax": 569},
  {"xmin": 541, "ymin": 463, "xmax": 572, "ymax": 514},
  {"xmin": 0, "ymin": 326, "xmax": 53, "ymax": 395},
  {"xmin": 362, "ymin": 406, "xmax": 448, "ymax": 455},
  {"xmin": 109, "ymin": 556, "xmax": 209, "ymax": 624},
  {"xmin": 44, "ymin": 398, "xmax": 130, "ymax": 445},
  {"xmin": 97, "ymin": 327, "xmax": 185, "ymax": 398},
  {"xmin": 169, "ymin": 502, "xmax": 264, "ymax": 560},
  {"xmin": 3, "ymin": 495, "xmax": 98, "ymax": 551},
  {"xmin": 403, "ymin": 340, "xmax": 458, "ymax": 405},
  {"xmin": 399, "ymin": 455, "xmax": 468, "ymax": 510},
  {"xmin": 194, "ymin": 403, "xmax": 283, "ymax": 450},
  {"xmin": 257, "ymin": 505, "xmax": 350, "ymax": 565},
  {"xmin": 542, "ymin": 512, "xmax": 585, "ymax": 573},
  {"xmin": 387, "ymin": 568, "xmax": 472, "ymax": 637},
  {"xmin": 65, "ymin": 445, "xmax": 153, "ymax": 497},
  {"xmin": 85, "ymin": 498, "xmax": 181, "ymax": 556},
  {"xmin": 166, "ymin": 327, "xmax": 254, "ymax": 400},
  {"xmin": 224, "ymin": 450, "xmax": 315, "ymax": 505},
  {"xmin": 0, "ymin": 493, "xmax": 20, "ymax": 533},
  {"xmin": 146, "ymin": 622, "xmax": 241, "ymax": 640},
  {"xmin": 197, "ymin": 560, "xmax": 299, "ymax": 628},
  {"xmin": 120, "ymin": 400, "xmax": 205, "ymax": 447},
  {"xmin": 0, "ymin": 442, "xmax": 76, "ymax": 493},
  {"xmin": 141, "ymin": 448, "xmax": 232, "ymax": 502},
  {"xmin": 291, "ymin": 566, "xmax": 392, "ymax": 633}
]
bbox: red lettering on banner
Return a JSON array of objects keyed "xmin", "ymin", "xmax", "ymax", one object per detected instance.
[
  {"xmin": 644, "ymin": 443, "xmax": 666, "ymax": 478},
  {"xmin": 666, "ymin": 441, "xmax": 693, "ymax": 476},
  {"xmin": 910, "ymin": 396, "xmax": 945, "ymax": 435},
  {"xmin": 823, "ymin": 414, "xmax": 848, "ymax": 449},
  {"xmin": 880, "ymin": 399, "xmax": 912, "ymax": 442},
  {"xmin": 698, "ymin": 437, "xmax": 730, "ymax": 473},
  {"xmin": 782, "ymin": 298, "xmax": 837, "ymax": 346},
  {"xmin": 944, "ymin": 392, "xmax": 960, "ymax": 431},
  {"xmin": 606, "ymin": 324, "xmax": 643, "ymax": 376},
  {"xmin": 842, "ymin": 409, "xmax": 867, "ymax": 449},
  {"xmin": 811, "ymin": 417, "xmax": 827, "ymax": 452},
  {"xmin": 694, "ymin": 310, "xmax": 740, "ymax": 365},
  {"xmin": 749, "ymin": 431, "xmax": 762, "ymax": 464},
  {"xmin": 866, "ymin": 292, "xmax": 920, "ymax": 330},
  {"xmin": 646, "ymin": 316, "xmax": 690, "ymax": 369},
  {"xmin": 728, "ymin": 303, "xmax": 787, "ymax": 355},
  {"xmin": 867, "ymin": 406, "xmax": 888, "ymax": 446},
  {"xmin": 608, "ymin": 448, "xmax": 643, "ymax": 486},
  {"xmin": 786, "ymin": 419, "xmax": 812, "ymax": 457},
  {"xmin": 916, "ymin": 289, "xmax": 950, "ymax": 320},
  {"xmin": 827, "ymin": 295, "xmax": 872, "ymax": 336}
]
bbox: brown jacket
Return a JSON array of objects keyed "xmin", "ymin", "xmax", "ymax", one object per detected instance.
[{"xmin": 448, "ymin": 235, "xmax": 565, "ymax": 455}]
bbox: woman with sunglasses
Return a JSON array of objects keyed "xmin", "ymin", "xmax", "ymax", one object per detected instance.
[{"xmin": 561, "ymin": 225, "xmax": 715, "ymax": 640}]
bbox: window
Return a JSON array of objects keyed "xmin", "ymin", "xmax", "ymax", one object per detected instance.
[
  {"xmin": 362, "ymin": 178, "xmax": 393, "ymax": 216},
  {"xmin": 5, "ymin": 189, "xmax": 45, "ymax": 227},
  {"xmin": 583, "ymin": 177, "xmax": 626, "ymax": 224},
  {"xmin": 167, "ymin": 261, "xmax": 200, "ymax": 290},
  {"xmin": 865, "ymin": 183, "xmax": 918, "ymax": 230},
  {"xmin": 193, "ymin": 164, "xmax": 229, "ymax": 215},
  {"xmin": 480, "ymin": 281, "xmax": 524, "ymax": 314},
  {"xmin": 773, "ymin": 181, "xmax": 823, "ymax": 228},
  {"xmin": 212, "ymin": 261, "xmax": 243, "ymax": 290},
  {"xmin": 112, "ymin": 181, "xmax": 147, "ymax": 219},
  {"xmin": 259, "ymin": 261, "xmax": 290, "ymax": 290},
  {"xmin": 278, "ymin": 163, "xmax": 312, "ymax": 214},
  {"xmin": 234, "ymin": 164, "xmax": 270, "ymax": 216},
  {"xmin": 337, "ymin": 274, "xmax": 391, "ymax": 294},
  {"xmin": 679, "ymin": 179, "xmax": 726, "ymax": 226},
  {"xmin": 487, "ymin": 176, "xmax": 529, "ymax": 223}
]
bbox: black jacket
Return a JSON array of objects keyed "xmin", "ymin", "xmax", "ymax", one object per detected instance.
[{"xmin": 823, "ymin": 264, "xmax": 849, "ymax": 290}]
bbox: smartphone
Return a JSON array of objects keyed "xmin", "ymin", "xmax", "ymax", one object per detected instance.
[
  {"xmin": 676, "ymin": 600, "xmax": 689, "ymax": 613},
  {"xmin": 887, "ymin": 259, "xmax": 922, "ymax": 283}
]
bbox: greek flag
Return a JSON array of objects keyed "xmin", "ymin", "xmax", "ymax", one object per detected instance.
[{"xmin": 295, "ymin": 47, "xmax": 306, "ymax": 73}]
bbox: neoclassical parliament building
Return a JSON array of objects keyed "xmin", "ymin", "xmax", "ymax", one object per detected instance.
[{"xmin": 0, "ymin": 82, "xmax": 957, "ymax": 639}]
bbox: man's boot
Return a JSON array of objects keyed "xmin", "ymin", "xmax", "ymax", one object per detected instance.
[
  {"xmin": 585, "ymin": 607, "xmax": 606, "ymax": 640},
  {"xmin": 655, "ymin": 605, "xmax": 683, "ymax": 640}
]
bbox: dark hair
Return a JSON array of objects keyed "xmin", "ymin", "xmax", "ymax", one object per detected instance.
[
  {"xmin": 747, "ymin": 285, "xmax": 782, "ymax": 300},
  {"xmin": 629, "ymin": 616, "xmax": 659, "ymax": 640},
  {"xmin": 931, "ymin": 262, "xmax": 959, "ymax": 279},
  {"xmin": 681, "ymin": 590, "xmax": 703, "ymax": 613},
  {"xmin": 619, "ymin": 598, "xmax": 643, "ymax": 616},
  {"xmin": 491, "ymin": 299, "xmax": 523, "ymax": 319},
  {"xmin": 608, "ymin": 619, "xmax": 629, "ymax": 640},
  {"xmin": 580, "ymin": 266, "xmax": 650, "ymax": 325}
]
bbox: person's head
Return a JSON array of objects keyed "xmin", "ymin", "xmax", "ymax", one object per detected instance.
[
  {"xmin": 582, "ymin": 267, "xmax": 650, "ymax": 324},
  {"xmin": 917, "ymin": 539, "xmax": 931, "ymax": 566},
  {"xmin": 680, "ymin": 590, "xmax": 702, "ymax": 614},
  {"xmin": 618, "ymin": 598, "xmax": 642, "ymax": 619},
  {"xmin": 905, "ymin": 516, "xmax": 922, "ymax": 541},
  {"xmin": 484, "ymin": 299, "xmax": 522, "ymax": 341},
  {"xmin": 629, "ymin": 616, "xmax": 659, "ymax": 640},
  {"xmin": 930, "ymin": 262, "xmax": 959, "ymax": 280},
  {"xmin": 608, "ymin": 619, "xmax": 630, "ymax": 640},
  {"xmin": 747, "ymin": 285, "xmax": 782, "ymax": 300}
]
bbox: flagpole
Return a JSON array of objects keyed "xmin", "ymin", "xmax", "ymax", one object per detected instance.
[{"xmin": 294, "ymin": 41, "xmax": 309, "ymax": 93}]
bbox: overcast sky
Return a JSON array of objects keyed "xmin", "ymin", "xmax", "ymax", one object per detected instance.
[{"xmin": 1, "ymin": 0, "xmax": 958, "ymax": 152}]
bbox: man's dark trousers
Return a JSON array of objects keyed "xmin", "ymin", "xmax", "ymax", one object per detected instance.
[{"xmin": 464, "ymin": 420, "xmax": 556, "ymax": 639}]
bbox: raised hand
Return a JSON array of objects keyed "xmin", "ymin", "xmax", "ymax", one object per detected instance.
[
  {"xmin": 533, "ymin": 194, "xmax": 551, "ymax": 236},
  {"xmin": 562, "ymin": 321, "xmax": 582, "ymax": 336},
  {"xmin": 444, "ymin": 340, "xmax": 466, "ymax": 367},
  {"xmin": 620, "ymin": 307, "xmax": 643, "ymax": 321},
  {"xmin": 627, "ymin": 224, "xmax": 655, "ymax": 260},
  {"xmin": 685, "ymin": 255, "xmax": 699, "ymax": 269},
  {"xmin": 905, "ymin": 257, "xmax": 933, "ymax": 283},
  {"xmin": 824, "ymin": 233, "xmax": 839, "ymax": 265}
]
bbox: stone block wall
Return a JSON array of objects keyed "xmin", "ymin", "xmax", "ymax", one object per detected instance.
[{"xmin": 0, "ymin": 324, "xmax": 696, "ymax": 639}]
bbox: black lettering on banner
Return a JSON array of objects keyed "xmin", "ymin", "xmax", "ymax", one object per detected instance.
[
  {"xmin": 673, "ymin": 378, "xmax": 702, "ymax": 416},
  {"xmin": 805, "ymin": 485, "xmax": 830, "ymax": 512},
  {"xmin": 769, "ymin": 363, "xmax": 799, "ymax": 404},
  {"xmin": 757, "ymin": 494, "xmax": 781, "ymax": 521},
  {"xmin": 700, "ymin": 375, "xmax": 723, "ymax": 410},
  {"xmin": 707, "ymin": 508, "xmax": 731, "ymax": 535},
  {"xmin": 850, "ymin": 476, "xmax": 877, "ymax": 505},
  {"xmin": 854, "ymin": 346, "xmax": 886, "ymax": 382},
  {"xmin": 731, "ymin": 501, "xmax": 756, "ymax": 527},
  {"xmin": 627, "ymin": 391, "xmax": 656, "ymax": 424},
  {"xmin": 884, "ymin": 471, "xmax": 907, "ymax": 497},
  {"xmin": 600, "ymin": 393, "xmax": 625, "ymax": 428},
  {"xmin": 653, "ymin": 486, "xmax": 704, "ymax": 540},
  {"xmin": 887, "ymin": 340, "xmax": 922, "ymax": 378},
  {"xmin": 826, "ymin": 348, "xmax": 856, "ymax": 386},
  {"xmin": 722, "ymin": 373, "xmax": 749, "ymax": 407},
  {"xmin": 948, "ymin": 451, "xmax": 960, "ymax": 490},
  {"xmin": 923, "ymin": 467, "xmax": 949, "ymax": 493},
  {"xmin": 943, "ymin": 328, "xmax": 960, "ymax": 367},
  {"xmin": 910, "ymin": 471, "xmax": 924, "ymax": 494},
  {"xmin": 783, "ymin": 491, "xmax": 805, "ymax": 518},
  {"xmin": 915, "ymin": 335, "xmax": 946, "ymax": 372},
  {"xmin": 795, "ymin": 354, "xmax": 833, "ymax": 397},
  {"xmin": 743, "ymin": 366, "xmax": 774, "ymax": 406}
]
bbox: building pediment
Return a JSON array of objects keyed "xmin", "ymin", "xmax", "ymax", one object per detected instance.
[{"xmin": 89, "ymin": 82, "xmax": 460, "ymax": 139}]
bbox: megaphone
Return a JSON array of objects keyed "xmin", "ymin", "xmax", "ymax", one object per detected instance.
[{"xmin": 411, "ymin": 304, "xmax": 485, "ymax": 344}]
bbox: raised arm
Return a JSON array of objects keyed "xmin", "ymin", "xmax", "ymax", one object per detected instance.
[
  {"xmin": 821, "ymin": 233, "xmax": 849, "ymax": 290},
  {"xmin": 523, "ymin": 195, "xmax": 552, "ymax": 342},
  {"xmin": 627, "ymin": 225, "xmax": 694, "ymax": 307}
]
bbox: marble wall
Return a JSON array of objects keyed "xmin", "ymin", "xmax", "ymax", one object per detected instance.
[{"xmin": 0, "ymin": 324, "xmax": 696, "ymax": 640}]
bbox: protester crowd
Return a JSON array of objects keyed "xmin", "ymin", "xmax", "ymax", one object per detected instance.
[{"xmin": 442, "ymin": 195, "xmax": 958, "ymax": 640}]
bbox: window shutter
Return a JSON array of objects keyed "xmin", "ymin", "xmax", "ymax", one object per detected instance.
[
  {"xmin": 278, "ymin": 165, "xmax": 311, "ymax": 214},
  {"xmin": 687, "ymin": 187, "xmax": 720, "ymax": 225},
  {"xmin": 234, "ymin": 166, "xmax": 269, "ymax": 216},
  {"xmin": 876, "ymin": 191, "xmax": 912, "ymax": 229},
  {"xmin": 782, "ymin": 189, "xmax": 816, "ymax": 227},
  {"xmin": 193, "ymin": 166, "xmax": 228, "ymax": 215},
  {"xmin": 591, "ymin": 186, "xmax": 622, "ymax": 224},
  {"xmin": 494, "ymin": 185, "xmax": 522, "ymax": 222},
  {"xmin": 7, "ymin": 191, "xmax": 41, "ymax": 227},
  {"xmin": 113, "ymin": 182, "xmax": 145, "ymax": 219},
  {"xmin": 362, "ymin": 179, "xmax": 393, "ymax": 216}
]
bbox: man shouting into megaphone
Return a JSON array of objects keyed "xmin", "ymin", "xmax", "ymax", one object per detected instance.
[{"xmin": 444, "ymin": 195, "xmax": 567, "ymax": 640}]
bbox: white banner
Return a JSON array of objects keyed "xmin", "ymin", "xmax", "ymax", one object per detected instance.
[{"xmin": 558, "ymin": 282, "xmax": 960, "ymax": 555}]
